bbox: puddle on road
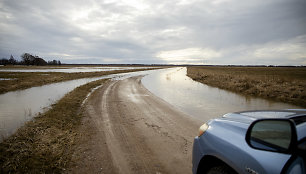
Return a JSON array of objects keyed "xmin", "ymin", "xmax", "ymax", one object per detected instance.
[{"xmin": 142, "ymin": 67, "xmax": 303, "ymax": 121}]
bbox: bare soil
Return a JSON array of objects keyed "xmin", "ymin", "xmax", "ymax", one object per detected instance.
[{"xmin": 69, "ymin": 76, "xmax": 201, "ymax": 174}]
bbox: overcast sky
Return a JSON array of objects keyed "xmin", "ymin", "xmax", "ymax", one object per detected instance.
[{"xmin": 0, "ymin": 0, "xmax": 305, "ymax": 65}]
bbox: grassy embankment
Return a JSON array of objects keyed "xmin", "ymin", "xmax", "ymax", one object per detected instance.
[
  {"xmin": 0, "ymin": 78, "xmax": 108, "ymax": 173},
  {"xmin": 0, "ymin": 66, "xmax": 158, "ymax": 94},
  {"xmin": 187, "ymin": 66, "xmax": 306, "ymax": 107}
]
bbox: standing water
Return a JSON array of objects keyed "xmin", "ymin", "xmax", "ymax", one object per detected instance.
[
  {"xmin": 0, "ymin": 67, "xmax": 303, "ymax": 140},
  {"xmin": 0, "ymin": 69, "xmax": 156, "ymax": 140},
  {"xmin": 142, "ymin": 67, "xmax": 303, "ymax": 121},
  {"xmin": 0, "ymin": 77, "xmax": 107, "ymax": 139}
]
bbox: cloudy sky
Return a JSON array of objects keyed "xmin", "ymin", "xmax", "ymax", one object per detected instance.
[{"xmin": 0, "ymin": 0, "xmax": 305, "ymax": 65}]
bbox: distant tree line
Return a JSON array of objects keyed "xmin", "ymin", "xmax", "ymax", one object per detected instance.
[{"xmin": 0, "ymin": 53, "xmax": 61, "ymax": 66}]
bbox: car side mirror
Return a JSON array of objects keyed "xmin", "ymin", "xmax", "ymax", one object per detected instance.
[{"xmin": 246, "ymin": 119, "xmax": 297, "ymax": 154}]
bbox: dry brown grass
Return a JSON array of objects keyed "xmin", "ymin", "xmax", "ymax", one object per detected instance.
[
  {"xmin": 0, "ymin": 67, "xmax": 158, "ymax": 94},
  {"xmin": 187, "ymin": 66, "xmax": 306, "ymax": 107},
  {"xmin": 0, "ymin": 79, "xmax": 108, "ymax": 173}
]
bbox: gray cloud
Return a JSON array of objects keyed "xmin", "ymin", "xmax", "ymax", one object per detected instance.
[{"xmin": 0, "ymin": 0, "xmax": 305, "ymax": 65}]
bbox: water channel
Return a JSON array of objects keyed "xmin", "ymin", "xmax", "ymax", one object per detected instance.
[
  {"xmin": 141, "ymin": 67, "xmax": 303, "ymax": 121},
  {"xmin": 0, "ymin": 69, "xmax": 155, "ymax": 139},
  {"xmin": 0, "ymin": 67, "xmax": 303, "ymax": 140}
]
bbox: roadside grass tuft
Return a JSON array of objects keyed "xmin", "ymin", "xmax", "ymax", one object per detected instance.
[
  {"xmin": 0, "ymin": 79, "xmax": 108, "ymax": 173},
  {"xmin": 187, "ymin": 66, "xmax": 306, "ymax": 107}
]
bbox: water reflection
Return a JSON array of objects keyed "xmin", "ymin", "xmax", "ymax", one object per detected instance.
[
  {"xmin": 0, "ymin": 67, "xmax": 303, "ymax": 140},
  {"xmin": 0, "ymin": 66, "xmax": 157, "ymax": 73},
  {"xmin": 0, "ymin": 69, "xmax": 155, "ymax": 140},
  {"xmin": 0, "ymin": 77, "xmax": 104, "ymax": 138},
  {"xmin": 142, "ymin": 67, "xmax": 303, "ymax": 121}
]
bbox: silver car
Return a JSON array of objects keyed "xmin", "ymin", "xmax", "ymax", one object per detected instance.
[{"xmin": 192, "ymin": 109, "xmax": 306, "ymax": 174}]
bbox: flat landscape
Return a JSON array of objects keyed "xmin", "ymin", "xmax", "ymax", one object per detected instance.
[
  {"xmin": 187, "ymin": 66, "xmax": 306, "ymax": 107},
  {"xmin": 1, "ymin": 66, "xmax": 305, "ymax": 173},
  {"xmin": 0, "ymin": 66, "xmax": 159, "ymax": 94},
  {"xmin": 70, "ymin": 76, "xmax": 200, "ymax": 173},
  {"xmin": 0, "ymin": 72, "xmax": 201, "ymax": 173},
  {"xmin": 1, "ymin": 0, "xmax": 305, "ymax": 173}
]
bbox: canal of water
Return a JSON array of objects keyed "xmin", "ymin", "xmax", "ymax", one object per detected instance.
[{"xmin": 142, "ymin": 67, "xmax": 303, "ymax": 121}]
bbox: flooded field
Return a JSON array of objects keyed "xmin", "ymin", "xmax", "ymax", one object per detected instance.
[
  {"xmin": 142, "ymin": 68, "xmax": 303, "ymax": 121},
  {"xmin": 0, "ymin": 67, "xmax": 303, "ymax": 140},
  {"xmin": 0, "ymin": 78, "xmax": 98, "ymax": 138},
  {"xmin": 0, "ymin": 66, "xmax": 157, "ymax": 73},
  {"xmin": 0, "ymin": 69, "xmax": 157, "ymax": 139}
]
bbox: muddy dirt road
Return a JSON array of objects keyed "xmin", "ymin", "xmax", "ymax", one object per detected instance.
[{"xmin": 70, "ymin": 76, "xmax": 202, "ymax": 174}]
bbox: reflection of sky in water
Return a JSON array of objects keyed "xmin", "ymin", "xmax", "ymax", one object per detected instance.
[
  {"xmin": 0, "ymin": 66, "xmax": 157, "ymax": 73},
  {"xmin": 0, "ymin": 77, "xmax": 107, "ymax": 139},
  {"xmin": 0, "ymin": 67, "xmax": 303, "ymax": 140},
  {"xmin": 142, "ymin": 67, "xmax": 302, "ymax": 121},
  {"xmin": 0, "ymin": 69, "xmax": 156, "ymax": 140}
]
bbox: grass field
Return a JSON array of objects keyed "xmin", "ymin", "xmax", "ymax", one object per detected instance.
[
  {"xmin": 0, "ymin": 67, "xmax": 158, "ymax": 94},
  {"xmin": 0, "ymin": 78, "xmax": 108, "ymax": 173},
  {"xmin": 187, "ymin": 66, "xmax": 306, "ymax": 107}
]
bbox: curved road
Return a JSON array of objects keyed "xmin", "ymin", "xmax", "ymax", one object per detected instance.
[{"xmin": 70, "ymin": 76, "xmax": 201, "ymax": 174}]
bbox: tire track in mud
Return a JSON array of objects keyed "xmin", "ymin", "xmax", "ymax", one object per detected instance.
[
  {"xmin": 72, "ymin": 76, "xmax": 201, "ymax": 174},
  {"xmin": 102, "ymin": 80, "xmax": 161, "ymax": 173}
]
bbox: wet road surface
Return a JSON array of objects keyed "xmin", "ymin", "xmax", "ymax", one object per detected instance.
[{"xmin": 70, "ymin": 76, "xmax": 201, "ymax": 174}]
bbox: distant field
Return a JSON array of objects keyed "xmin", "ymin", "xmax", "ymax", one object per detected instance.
[
  {"xmin": 0, "ymin": 66, "xmax": 160, "ymax": 94},
  {"xmin": 187, "ymin": 66, "xmax": 306, "ymax": 107},
  {"xmin": 0, "ymin": 65, "xmax": 159, "ymax": 69}
]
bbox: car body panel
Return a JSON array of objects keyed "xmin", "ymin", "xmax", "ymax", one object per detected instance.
[
  {"xmin": 297, "ymin": 123, "xmax": 306, "ymax": 140},
  {"xmin": 192, "ymin": 109, "xmax": 306, "ymax": 174}
]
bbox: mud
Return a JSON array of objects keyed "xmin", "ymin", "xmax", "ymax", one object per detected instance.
[{"xmin": 70, "ymin": 76, "xmax": 201, "ymax": 174}]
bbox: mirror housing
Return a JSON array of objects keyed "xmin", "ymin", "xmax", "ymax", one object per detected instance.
[{"xmin": 246, "ymin": 119, "xmax": 297, "ymax": 154}]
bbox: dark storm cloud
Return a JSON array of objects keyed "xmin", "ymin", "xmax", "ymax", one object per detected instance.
[{"xmin": 0, "ymin": 0, "xmax": 305, "ymax": 65}]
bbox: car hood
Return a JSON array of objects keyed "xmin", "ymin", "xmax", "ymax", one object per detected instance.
[
  {"xmin": 221, "ymin": 109, "xmax": 306, "ymax": 125},
  {"xmin": 218, "ymin": 109, "xmax": 306, "ymax": 140}
]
